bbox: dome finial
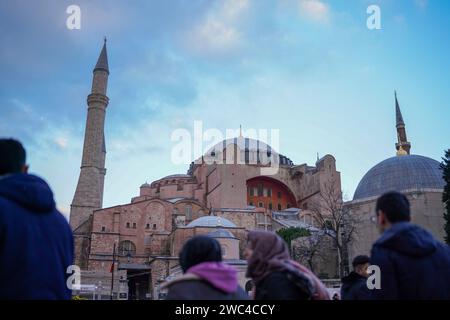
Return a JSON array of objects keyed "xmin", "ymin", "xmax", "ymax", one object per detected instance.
[{"xmin": 396, "ymin": 144, "xmax": 408, "ymax": 156}]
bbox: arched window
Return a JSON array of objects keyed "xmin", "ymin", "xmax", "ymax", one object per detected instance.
[
  {"xmin": 221, "ymin": 245, "xmax": 227, "ymax": 256},
  {"xmin": 118, "ymin": 240, "xmax": 136, "ymax": 256},
  {"xmin": 185, "ymin": 205, "xmax": 192, "ymax": 221}
]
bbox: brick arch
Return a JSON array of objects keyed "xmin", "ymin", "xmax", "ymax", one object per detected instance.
[
  {"xmin": 246, "ymin": 176, "xmax": 296, "ymax": 211},
  {"xmin": 144, "ymin": 201, "xmax": 167, "ymax": 231}
]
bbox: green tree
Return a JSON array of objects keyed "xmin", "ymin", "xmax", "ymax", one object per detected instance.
[
  {"xmin": 441, "ymin": 149, "xmax": 450, "ymax": 244},
  {"xmin": 276, "ymin": 227, "xmax": 310, "ymax": 252}
]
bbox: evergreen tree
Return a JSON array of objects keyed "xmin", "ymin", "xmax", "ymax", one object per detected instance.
[
  {"xmin": 441, "ymin": 149, "xmax": 450, "ymax": 244},
  {"xmin": 276, "ymin": 227, "xmax": 310, "ymax": 252}
]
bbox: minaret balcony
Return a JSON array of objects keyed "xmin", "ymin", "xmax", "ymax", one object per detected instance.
[{"xmin": 87, "ymin": 93, "xmax": 109, "ymax": 106}]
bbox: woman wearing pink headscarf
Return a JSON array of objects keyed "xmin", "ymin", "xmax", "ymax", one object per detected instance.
[{"xmin": 245, "ymin": 230, "xmax": 330, "ymax": 300}]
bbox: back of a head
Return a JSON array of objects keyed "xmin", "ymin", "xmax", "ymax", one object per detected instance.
[
  {"xmin": 352, "ymin": 255, "xmax": 370, "ymax": 269},
  {"xmin": 248, "ymin": 230, "xmax": 288, "ymax": 254},
  {"xmin": 179, "ymin": 236, "xmax": 222, "ymax": 273},
  {"xmin": 0, "ymin": 139, "xmax": 26, "ymax": 176},
  {"xmin": 376, "ymin": 191, "xmax": 411, "ymax": 223}
]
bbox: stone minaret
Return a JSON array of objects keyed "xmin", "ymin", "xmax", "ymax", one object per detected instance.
[
  {"xmin": 70, "ymin": 40, "xmax": 109, "ymax": 230},
  {"xmin": 394, "ymin": 91, "xmax": 411, "ymax": 156}
]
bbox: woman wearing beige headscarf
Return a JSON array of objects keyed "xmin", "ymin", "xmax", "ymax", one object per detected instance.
[{"xmin": 245, "ymin": 230, "xmax": 330, "ymax": 300}]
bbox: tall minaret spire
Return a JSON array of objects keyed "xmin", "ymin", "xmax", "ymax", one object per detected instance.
[
  {"xmin": 394, "ymin": 91, "xmax": 411, "ymax": 156},
  {"xmin": 70, "ymin": 40, "xmax": 110, "ymax": 230}
]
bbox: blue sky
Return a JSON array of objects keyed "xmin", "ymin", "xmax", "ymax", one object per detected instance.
[{"xmin": 1, "ymin": 0, "xmax": 449, "ymax": 218}]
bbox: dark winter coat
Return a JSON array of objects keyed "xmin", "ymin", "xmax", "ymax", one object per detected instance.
[
  {"xmin": 340, "ymin": 272, "xmax": 370, "ymax": 300},
  {"xmin": 164, "ymin": 275, "xmax": 249, "ymax": 300},
  {"xmin": 370, "ymin": 222, "xmax": 450, "ymax": 300},
  {"xmin": 0, "ymin": 173, "xmax": 74, "ymax": 300},
  {"xmin": 164, "ymin": 262, "xmax": 249, "ymax": 300},
  {"xmin": 254, "ymin": 271, "xmax": 311, "ymax": 300}
]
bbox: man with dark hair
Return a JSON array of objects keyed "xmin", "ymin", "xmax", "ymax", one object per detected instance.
[
  {"xmin": 370, "ymin": 191, "xmax": 450, "ymax": 299},
  {"xmin": 0, "ymin": 138, "xmax": 74, "ymax": 299},
  {"xmin": 340, "ymin": 255, "xmax": 370, "ymax": 300},
  {"xmin": 0, "ymin": 138, "xmax": 27, "ymax": 175}
]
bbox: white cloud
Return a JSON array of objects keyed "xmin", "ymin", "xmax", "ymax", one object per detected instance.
[
  {"xmin": 55, "ymin": 137, "xmax": 68, "ymax": 149},
  {"xmin": 185, "ymin": 0, "xmax": 250, "ymax": 55},
  {"xmin": 298, "ymin": 0, "xmax": 330, "ymax": 23},
  {"xmin": 415, "ymin": 0, "xmax": 428, "ymax": 9}
]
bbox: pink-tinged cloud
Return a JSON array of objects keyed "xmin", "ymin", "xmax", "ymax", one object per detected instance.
[
  {"xmin": 298, "ymin": 0, "xmax": 330, "ymax": 23},
  {"xmin": 184, "ymin": 0, "xmax": 250, "ymax": 55}
]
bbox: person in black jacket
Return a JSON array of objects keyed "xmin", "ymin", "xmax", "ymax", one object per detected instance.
[
  {"xmin": 163, "ymin": 235, "xmax": 249, "ymax": 300},
  {"xmin": 370, "ymin": 191, "xmax": 450, "ymax": 300},
  {"xmin": 245, "ymin": 231, "xmax": 330, "ymax": 300},
  {"xmin": 0, "ymin": 139, "xmax": 74, "ymax": 299},
  {"xmin": 340, "ymin": 255, "xmax": 370, "ymax": 300}
]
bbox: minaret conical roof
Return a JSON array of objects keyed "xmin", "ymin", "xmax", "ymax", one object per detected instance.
[
  {"xmin": 94, "ymin": 38, "xmax": 109, "ymax": 74},
  {"xmin": 395, "ymin": 91, "xmax": 404, "ymax": 126}
]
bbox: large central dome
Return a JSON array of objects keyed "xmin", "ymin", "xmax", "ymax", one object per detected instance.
[
  {"xmin": 353, "ymin": 155, "xmax": 444, "ymax": 200},
  {"xmin": 207, "ymin": 137, "xmax": 273, "ymax": 153},
  {"xmin": 203, "ymin": 136, "xmax": 294, "ymax": 166}
]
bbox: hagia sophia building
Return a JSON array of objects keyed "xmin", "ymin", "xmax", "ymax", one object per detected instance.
[{"xmin": 69, "ymin": 42, "xmax": 446, "ymax": 299}]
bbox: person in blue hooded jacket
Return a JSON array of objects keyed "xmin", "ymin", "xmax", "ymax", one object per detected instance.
[
  {"xmin": 0, "ymin": 139, "xmax": 74, "ymax": 299},
  {"xmin": 370, "ymin": 191, "xmax": 450, "ymax": 300}
]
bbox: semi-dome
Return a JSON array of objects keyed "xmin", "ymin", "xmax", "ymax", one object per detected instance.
[
  {"xmin": 353, "ymin": 155, "xmax": 444, "ymax": 200},
  {"xmin": 186, "ymin": 216, "xmax": 237, "ymax": 228}
]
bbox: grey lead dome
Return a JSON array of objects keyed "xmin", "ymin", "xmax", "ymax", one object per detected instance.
[
  {"xmin": 353, "ymin": 155, "xmax": 444, "ymax": 200},
  {"xmin": 186, "ymin": 216, "xmax": 237, "ymax": 228}
]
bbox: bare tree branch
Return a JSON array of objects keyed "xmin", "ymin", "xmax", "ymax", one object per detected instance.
[{"xmin": 307, "ymin": 177, "xmax": 362, "ymax": 277}]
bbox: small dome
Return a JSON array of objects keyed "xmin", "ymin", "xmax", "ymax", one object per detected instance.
[
  {"xmin": 353, "ymin": 155, "xmax": 444, "ymax": 200},
  {"xmin": 186, "ymin": 216, "xmax": 237, "ymax": 228},
  {"xmin": 207, "ymin": 229, "xmax": 236, "ymax": 239}
]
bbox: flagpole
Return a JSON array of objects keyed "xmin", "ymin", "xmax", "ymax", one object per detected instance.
[{"xmin": 110, "ymin": 242, "xmax": 116, "ymax": 300}]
